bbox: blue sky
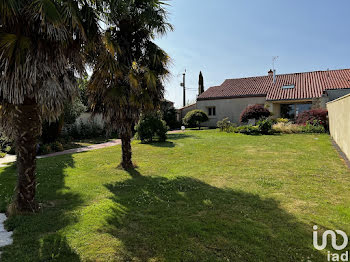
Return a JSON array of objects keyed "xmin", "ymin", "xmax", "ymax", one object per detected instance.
[{"xmin": 156, "ymin": 0, "xmax": 350, "ymax": 108}]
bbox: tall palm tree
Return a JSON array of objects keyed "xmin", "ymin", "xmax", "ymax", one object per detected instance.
[
  {"xmin": 88, "ymin": 0, "xmax": 171, "ymax": 169},
  {"xmin": 0, "ymin": 0, "xmax": 100, "ymax": 212}
]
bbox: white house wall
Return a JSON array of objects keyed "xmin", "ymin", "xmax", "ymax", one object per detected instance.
[{"xmin": 197, "ymin": 96, "xmax": 267, "ymax": 127}]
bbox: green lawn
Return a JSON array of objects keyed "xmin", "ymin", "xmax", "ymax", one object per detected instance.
[{"xmin": 1, "ymin": 130, "xmax": 350, "ymax": 261}]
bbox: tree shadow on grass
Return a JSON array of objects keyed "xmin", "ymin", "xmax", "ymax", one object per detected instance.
[
  {"xmin": 148, "ymin": 141, "xmax": 175, "ymax": 148},
  {"xmin": 0, "ymin": 154, "xmax": 83, "ymax": 261},
  {"xmin": 167, "ymin": 133, "xmax": 195, "ymax": 141},
  {"xmin": 104, "ymin": 170, "xmax": 326, "ymax": 262}
]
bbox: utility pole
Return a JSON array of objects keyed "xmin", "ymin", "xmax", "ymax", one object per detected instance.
[{"xmin": 180, "ymin": 70, "xmax": 186, "ymax": 107}]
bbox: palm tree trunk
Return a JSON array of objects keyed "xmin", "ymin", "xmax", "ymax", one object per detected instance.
[
  {"xmin": 14, "ymin": 100, "xmax": 41, "ymax": 212},
  {"xmin": 120, "ymin": 123, "xmax": 133, "ymax": 169}
]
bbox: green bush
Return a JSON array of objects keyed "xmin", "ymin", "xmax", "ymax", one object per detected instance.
[
  {"xmin": 235, "ymin": 125, "xmax": 260, "ymax": 135},
  {"xmin": 183, "ymin": 110, "xmax": 209, "ymax": 129},
  {"xmin": 135, "ymin": 113, "xmax": 168, "ymax": 143},
  {"xmin": 40, "ymin": 144, "xmax": 53, "ymax": 155},
  {"xmin": 51, "ymin": 141, "xmax": 64, "ymax": 152},
  {"xmin": 65, "ymin": 121, "xmax": 105, "ymax": 140},
  {"xmin": 257, "ymin": 119, "xmax": 275, "ymax": 135},
  {"xmin": 41, "ymin": 98, "xmax": 87, "ymax": 143},
  {"xmin": 0, "ymin": 134, "xmax": 13, "ymax": 156},
  {"xmin": 217, "ymin": 118, "xmax": 231, "ymax": 131},
  {"xmin": 301, "ymin": 120, "xmax": 326, "ymax": 133},
  {"xmin": 163, "ymin": 107, "xmax": 180, "ymax": 130}
]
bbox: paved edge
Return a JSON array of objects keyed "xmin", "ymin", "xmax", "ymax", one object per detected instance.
[
  {"xmin": 332, "ymin": 139, "xmax": 350, "ymax": 169},
  {"xmin": 0, "ymin": 130, "xmax": 186, "ymax": 167}
]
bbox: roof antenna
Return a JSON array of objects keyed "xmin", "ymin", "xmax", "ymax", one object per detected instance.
[{"xmin": 272, "ymin": 56, "xmax": 279, "ymax": 83}]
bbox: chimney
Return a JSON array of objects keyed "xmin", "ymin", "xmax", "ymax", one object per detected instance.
[
  {"xmin": 273, "ymin": 69, "xmax": 276, "ymax": 83},
  {"xmin": 268, "ymin": 69, "xmax": 273, "ymax": 76}
]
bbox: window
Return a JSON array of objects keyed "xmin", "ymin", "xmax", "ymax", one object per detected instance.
[
  {"xmin": 280, "ymin": 103, "xmax": 312, "ymax": 119},
  {"xmin": 208, "ymin": 106, "xmax": 216, "ymax": 116},
  {"xmin": 282, "ymin": 85, "xmax": 295, "ymax": 89}
]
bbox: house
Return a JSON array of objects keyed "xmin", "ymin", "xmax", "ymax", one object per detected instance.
[
  {"xmin": 197, "ymin": 69, "xmax": 350, "ymax": 126},
  {"xmin": 177, "ymin": 103, "xmax": 197, "ymax": 122}
]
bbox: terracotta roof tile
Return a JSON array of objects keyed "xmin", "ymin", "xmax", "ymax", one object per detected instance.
[{"xmin": 197, "ymin": 69, "xmax": 350, "ymax": 101}]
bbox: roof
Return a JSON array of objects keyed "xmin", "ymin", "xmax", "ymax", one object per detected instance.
[
  {"xmin": 197, "ymin": 69, "xmax": 350, "ymax": 101},
  {"xmin": 177, "ymin": 103, "xmax": 196, "ymax": 110}
]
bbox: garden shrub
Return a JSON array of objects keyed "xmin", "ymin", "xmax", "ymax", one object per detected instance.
[
  {"xmin": 240, "ymin": 104, "xmax": 271, "ymax": 123},
  {"xmin": 0, "ymin": 134, "xmax": 13, "ymax": 156},
  {"xmin": 135, "ymin": 113, "xmax": 168, "ymax": 143},
  {"xmin": 65, "ymin": 120, "xmax": 105, "ymax": 140},
  {"xmin": 183, "ymin": 110, "xmax": 209, "ymax": 129},
  {"xmin": 163, "ymin": 107, "xmax": 180, "ymax": 130},
  {"xmin": 272, "ymin": 122, "xmax": 302, "ymax": 134},
  {"xmin": 257, "ymin": 119, "xmax": 275, "ymax": 135},
  {"xmin": 235, "ymin": 125, "xmax": 260, "ymax": 135},
  {"xmin": 296, "ymin": 109, "xmax": 328, "ymax": 130},
  {"xmin": 301, "ymin": 120, "xmax": 326, "ymax": 133},
  {"xmin": 276, "ymin": 118, "xmax": 289, "ymax": 123},
  {"xmin": 41, "ymin": 98, "xmax": 87, "ymax": 143},
  {"xmin": 217, "ymin": 118, "xmax": 234, "ymax": 132},
  {"xmin": 51, "ymin": 141, "xmax": 64, "ymax": 152},
  {"xmin": 40, "ymin": 144, "xmax": 53, "ymax": 155}
]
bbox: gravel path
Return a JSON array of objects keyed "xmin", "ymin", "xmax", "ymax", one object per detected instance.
[
  {"xmin": 0, "ymin": 139, "xmax": 122, "ymax": 168},
  {"xmin": 0, "ymin": 213, "xmax": 13, "ymax": 259},
  {"xmin": 0, "ymin": 130, "xmax": 185, "ymax": 168}
]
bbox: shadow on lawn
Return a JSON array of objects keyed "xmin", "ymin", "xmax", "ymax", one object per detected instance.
[
  {"xmin": 167, "ymin": 133, "xmax": 195, "ymax": 140},
  {"xmin": 104, "ymin": 170, "xmax": 325, "ymax": 262},
  {"xmin": 0, "ymin": 154, "xmax": 82, "ymax": 261},
  {"xmin": 146, "ymin": 133, "xmax": 195, "ymax": 148}
]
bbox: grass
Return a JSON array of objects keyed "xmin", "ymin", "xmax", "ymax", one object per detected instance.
[{"xmin": 0, "ymin": 130, "xmax": 350, "ymax": 261}]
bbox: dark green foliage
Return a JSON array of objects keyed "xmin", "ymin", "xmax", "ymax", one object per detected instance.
[
  {"xmin": 183, "ymin": 110, "xmax": 209, "ymax": 129},
  {"xmin": 301, "ymin": 120, "xmax": 326, "ymax": 133},
  {"xmin": 198, "ymin": 71, "xmax": 204, "ymax": 94},
  {"xmin": 78, "ymin": 75, "xmax": 89, "ymax": 109},
  {"xmin": 41, "ymin": 120, "xmax": 63, "ymax": 144},
  {"xmin": 217, "ymin": 118, "xmax": 235, "ymax": 132},
  {"xmin": 0, "ymin": 134, "xmax": 13, "ymax": 155},
  {"xmin": 66, "ymin": 121, "xmax": 105, "ymax": 140},
  {"xmin": 163, "ymin": 107, "xmax": 180, "ymax": 130},
  {"xmin": 135, "ymin": 113, "xmax": 168, "ymax": 143},
  {"xmin": 63, "ymin": 99, "xmax": 87, "ymax": 126},
  {"xmin": 240, "ymin": 104, "xmax": 271, "ymax": 123},
  {"xmin": 219, "ymin": 118, "xmax": 275, "ymax": 135},
  {"xmin": 41, "ymin": 98, "xmax": 86, "ymax": 143},
  {"xmin": 257, "ymin": 119, "xmax": 275, "ymax": 135},
  {"xmin": 235, "ymin": 125, "xmax": 260, "ymax": 135}
]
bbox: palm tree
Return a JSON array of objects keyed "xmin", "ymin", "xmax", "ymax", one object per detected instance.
[
  {"xmin": 88, "ymin": 0, "xmax": 171, "ymax": 169},
  {"xmin": 0, "ymin": 0, "xmax": 100, "ymax": 212}
]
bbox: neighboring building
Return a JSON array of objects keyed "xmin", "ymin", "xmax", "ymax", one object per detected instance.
[
  {"xmin": 177, "ymin": 103, "xmax": 197, "ymax": 123},
  {"xmin": 197, "ymin": 69, "xmax": 350, "ymax": 126}
]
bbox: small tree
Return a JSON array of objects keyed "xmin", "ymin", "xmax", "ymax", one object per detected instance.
[
  {"xmin": 240, "ymin": 105, "xmax": 271, "ymax": 123},
  {"xmin": 183, "ymin": 110, "xmax": 209, "ymax": 130}
]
